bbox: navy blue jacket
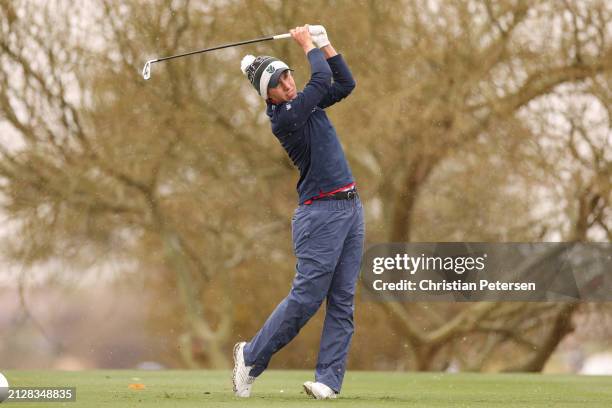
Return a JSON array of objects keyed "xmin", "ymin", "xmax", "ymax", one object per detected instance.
[{"xmin": 266, "ymin": 48, "xmax": 356, "ymax": 204}]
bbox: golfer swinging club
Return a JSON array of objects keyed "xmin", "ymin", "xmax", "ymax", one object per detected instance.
[{"xmin": 232, "ymin": 24, "xmax": 365, "ymax": 399}]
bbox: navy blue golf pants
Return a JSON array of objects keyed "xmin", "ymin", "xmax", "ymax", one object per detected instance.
[{"xmin": 243, "ymin": 197, "xmax": 365, "ymax": 393}]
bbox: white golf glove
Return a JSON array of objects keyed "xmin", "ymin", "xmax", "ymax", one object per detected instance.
[{"xmin": 309, "ymin": 25, "xmax": 330, "ymax": 48}]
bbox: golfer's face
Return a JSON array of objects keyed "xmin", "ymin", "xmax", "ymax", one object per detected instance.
[{"xmin": 268, "ymin": 70, "xmax": 296, "ymax": 103}]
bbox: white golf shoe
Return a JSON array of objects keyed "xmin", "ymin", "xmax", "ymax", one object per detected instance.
[
  {"xmin": 303, "ymin": 381, "xmax": 337, "ymax": 399},
  {"xmin": 232, "ymin": 342, "xmax": 255, "ymax": 397}
]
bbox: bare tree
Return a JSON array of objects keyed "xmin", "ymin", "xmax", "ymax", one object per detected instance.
[
  {"xmin": 1, "ymin": 0, "xmax": 610, "ymax": 371},
  {"xmin": 355, "ymin": 0, "xmax": 612, "ymax": 371}
]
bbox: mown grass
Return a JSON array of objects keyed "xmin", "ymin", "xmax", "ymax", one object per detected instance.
[{"xmin": 3, "ymin": 369, "xmax": 612, "ymax": 407}]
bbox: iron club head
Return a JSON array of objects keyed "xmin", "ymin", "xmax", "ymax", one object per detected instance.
[{"xmin": 142, "ymin": 60, "xmax": 156, "ymax": 80}]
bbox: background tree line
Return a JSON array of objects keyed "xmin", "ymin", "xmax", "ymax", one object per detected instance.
[{"xmin": 0, "ymin": 0, "xmax": 610, "ymax": 371}]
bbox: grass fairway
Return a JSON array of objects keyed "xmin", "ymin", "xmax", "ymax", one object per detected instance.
[{"xmin": 3, "ymin": 370, "xmax": 612, "ymax": 407}]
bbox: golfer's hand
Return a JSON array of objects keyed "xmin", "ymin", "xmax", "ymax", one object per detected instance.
[
  {"xmin": 290, "ymin": 25, "xmax": 315, "ymax": 54},
  {"xmin": 309, "ymin": 25, "xmax": 330, "ymax": 48}
]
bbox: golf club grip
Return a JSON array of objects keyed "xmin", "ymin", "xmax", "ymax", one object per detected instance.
[{"xmin": 273, "ymin": 33, "xmax": 291, "ymax": 40}]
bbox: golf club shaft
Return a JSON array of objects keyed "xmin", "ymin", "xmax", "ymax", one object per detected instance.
[{"xmin": 154, "ymin": 33, "xmax": 291, "ymax": 63}]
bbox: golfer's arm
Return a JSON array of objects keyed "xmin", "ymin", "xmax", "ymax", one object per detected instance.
[
  {"xmin": 278, "ymin": 49, "xmax": 332, "ymax": 131},
  {"xmin": 302, "ymin": 48, "xmax": 333, "ymax": 100},
  {"xmin": 316, "ymin": 44, "xmax": 355, "ymax": 108},
  {"xmin": 321, "ymin": 44, "xmax": 338, "ymax": 59}
]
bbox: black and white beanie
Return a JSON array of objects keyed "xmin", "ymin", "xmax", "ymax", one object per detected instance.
[{"xmin": 240, "ymin": 55, "xmax": 291, "ymax": 99}]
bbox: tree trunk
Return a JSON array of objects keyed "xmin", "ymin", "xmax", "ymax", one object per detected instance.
[
  {"xmin": 390, "ymin": 157, "xmax": 436, "ymax": 242},
  {"xmin": 158, "ymin": 217, "xmax": 230, "ymax": 368},
  {"xmin": 505, "ymin": 303, "xmax": 578, "ymax": 372}
]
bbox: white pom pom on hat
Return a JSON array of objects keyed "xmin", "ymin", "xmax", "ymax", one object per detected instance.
[{"xmin": 240, "ymin": 55, "xmax": 256, "ymax": 75}]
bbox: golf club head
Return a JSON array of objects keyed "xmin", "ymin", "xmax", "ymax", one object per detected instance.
[{"xmin": 142, "ymin": 60, "xmax": 155, "ymax": 80}]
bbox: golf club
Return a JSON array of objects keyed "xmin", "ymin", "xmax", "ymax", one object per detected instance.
[{"xmin": 142, "ymin": 25, "xmax": 324, "ymax": 80}]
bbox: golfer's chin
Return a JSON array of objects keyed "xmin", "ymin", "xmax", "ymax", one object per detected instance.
[{"xmin": 270, "ymin": 91, "xmax": 297, "ymax": 104}]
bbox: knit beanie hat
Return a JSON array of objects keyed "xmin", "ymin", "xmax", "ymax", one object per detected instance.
[{"xmin": 240, "ymin": 55, "xmax": 292, "ymax": 99}]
